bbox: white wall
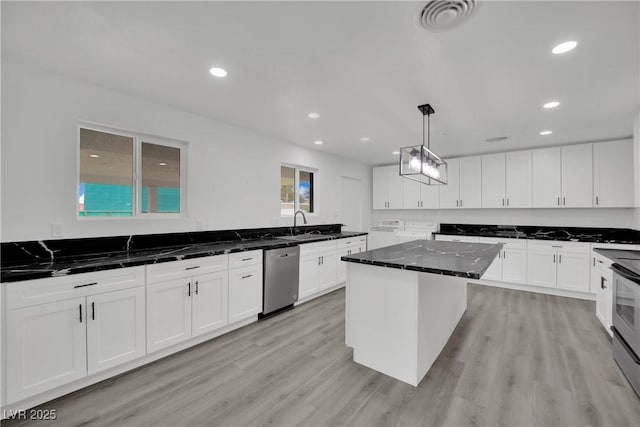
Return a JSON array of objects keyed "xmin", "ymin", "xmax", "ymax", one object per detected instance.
[
  {"xmin": 372, "ymin": 208, "xmax": 637, "ymax": 230},
  {"xmin": 0, "ymin": 61, "xmax": 372, "ymax": 242}
]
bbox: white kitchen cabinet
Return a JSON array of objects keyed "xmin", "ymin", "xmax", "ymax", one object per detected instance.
[
  {"xmin": 146, "ymin": 254, "xmax": 231, "ymax": 352},
  {"xmin": 299, "ymin": 253, "xmax": 321, "ymax": 299},
  {"xmin": 505, "ymin": 151, "xmax": 532, "ymax": 208},
  {"xmin": 481, "ymin": 153, "xmax": 506, "ymax": 208},
  {"xmin": 372, "ymin": 165, "xmax": 403, "ymax": 209},
  {"xmin": 403, "ymin": 178, "xmax": 439, "ymax": 209},
  {"xmin": 556, "ymin": 251, "xmax": 591, "ymax": 292},
  {"xmin": 298, "ymin": 240, "xmax": 339, "ymax": 302},
  {"xmin": 228, "ymin": 264, "xmax": 262, "ymax": 324},
  {"xmin": 318, "ymin": 251, "xmax": 338, "ymax": 291},
  {"xmin": 482, "ymin": 251, "xmax": 503, "ymax": 281},
  {"xmin": 6, "ymin": 297, "xmax": 88, "ymax": 403},
  {"xmin": 87, "ymin": 287, "xmax": 145, "ymax": 375},
  {"xmin": 532, "ymin": 147, "xmax": 562, "ymax": 208},
  {"xmin": 526, "ymin": 241, "xmax": 590, "ymax": 291},
  {"xmin": 336, "ymin": 236, "xmax": 367, "ymax": 284},
  {"xmin": 439, "ymin": 156, "xmax": 481, "ymax": 209},
  {"xmin": 561, "ymin": 144, "xmax": 593, "ymax": 207},
  {"xmin": 192, "ymin": 271, "xmax": 228, "ymax": 336},
  {"xmin": 527, "ymin": 248, "xmax": 558, "ymax": 288},
  {"xmin": 147, "ymin": 278, "xmax": 193, "ymax": 352},
  {"xmin": 593, "ymin": 253, "xmax": 613, "ymax": 333},
  {"xmin": 593, "ymin": 139, "xmax": 634, "ymax": 207},
  {"xmin": 502, "ymin": 248, "xmax": 527, "ymax": 284}
]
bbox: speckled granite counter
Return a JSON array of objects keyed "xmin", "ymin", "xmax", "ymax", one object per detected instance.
[
  {"xmin": 1, "ymin": 225, "xmax": 367, "ymax": 283},
  {"xmin": 341, "ymin": 240, "xmax": 503, "ymax": 279}
]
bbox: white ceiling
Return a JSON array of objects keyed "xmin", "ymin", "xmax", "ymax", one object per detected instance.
[{"xmin": 2, "ymin": 1, "xmax": 639, "ymax": 165}]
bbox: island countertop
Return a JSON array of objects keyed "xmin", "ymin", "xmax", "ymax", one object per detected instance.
[{"xmin": 341, "ymin": 239, "xmax": 503, "ymax": 279}]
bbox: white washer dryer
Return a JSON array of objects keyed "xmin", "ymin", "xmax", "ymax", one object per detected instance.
[
  {"xmin": 368, "ymin": 219, "xmax": 404, "ymax": 250},
  {"xmin": 396, "ymin": 222, "xmax": 439, "ymax": 244}
]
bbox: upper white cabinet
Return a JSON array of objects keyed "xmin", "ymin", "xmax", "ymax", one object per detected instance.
[
  {"xmin": 561, "ymin": 143, "xmax": 593, "ymax": 207},
  {"xmin": 372, "ymin": 165, "xmax": 403, "ymax": 209},
  {"xmin": 439, "ymin": 156, "xmax": 482, "ymax": 209},
  {"xmin": 403, "ymin": 178, "xmax": 439, "ymax": 209},
  {"xmin": 532, "ymin": 147, "xmax": 562, "ymax": 208},
  {"xmin": 532, "ymin": 144, "xmax": 593, "ymax": 208},
  {"xmin": 481, "ymin": 151, "xmax": 532, "ymax": 208},
  {"xmin": 593, "ymin": 139, "xmax": 634, "ymax": 207}
]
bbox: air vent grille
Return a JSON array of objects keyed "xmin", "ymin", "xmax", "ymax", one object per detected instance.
[{"xmin": 419, "ymin": 0, "xmax": 478, "ymax": 31}]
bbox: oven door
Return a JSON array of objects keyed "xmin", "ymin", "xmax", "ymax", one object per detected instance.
[{"xmin": 611, "ymin": 264, "xmax": 640, "ymax": 353}]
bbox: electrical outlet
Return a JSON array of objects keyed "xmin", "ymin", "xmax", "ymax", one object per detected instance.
[
  {"xmin": 51, "ymin": 223, "xmax": 64, "ymax": 238},
  {"xmin": 196, "ymin": 219, "xmax": 204, "ymax": 231}
]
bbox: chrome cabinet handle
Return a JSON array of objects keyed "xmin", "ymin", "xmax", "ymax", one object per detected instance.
[
  {"xmin": 593, "ymin": 257, "xmax": 595, "ymax": 267},
  {"xmin": 557, "ymin": 197, "xmax": 560, "ymax": 206},
  {"xmin": 563, "ymin": 197, "xmax": 566, "ymax": 206},
  {"xmin": 79, "ymin": 304, "xmax": 83, "ymax": 323},
  {"xmin": 74, "ymin": 282, "xmax": 98, "ymax": 289},
  {"xmin": 559, "ymin": 254, "xmax": 562, "ymax": 263},
  {"xmin": 242, "ymin": 274, "xmax": 253, "ymax": 279},
  {"xmin": 456, "ymin": 200, "xmax": 459, "ymax": 207},
  {"xmin": 596, "ymin": 196, "xmax": 599, "ymax": 206},
  {"xmin": 188, "ymin": 282, "xmax": 191, "ymax": 296},
  {"xmin": 601, "ymin": 277, "xmax": 607, "ymax": 289},
  {"xmin": 460, "ymin": 199, "xmax": 463, "ymax": 207},
  {"xmin": 185, "ymin": 266, "xmax": 200, "ymax": 271},
  {"xmin": 242, "ymin": 257, "xmax": 252, "ymax": 261},
  {"xmin": 502, "ymin": 199, "xmax": 505, "ymax": 206},
  {"xmin": 503, "ymin": 250, "xmax": 506, "ymax": 259},
  {"xmin": 195, "ymin": 281, "xmax": 199, "ymax": 295},
  {"xmin": 553, "ymin": 254, "xmax": 556, "ymax": 263},
  {"xmin": 92, "ymin": 302, "xmax": 95, "ymax": 320}
]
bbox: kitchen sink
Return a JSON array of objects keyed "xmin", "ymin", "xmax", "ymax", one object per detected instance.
[{"xmin": 276, "ymin": 233, "xmax": 326, "ymax": 242}]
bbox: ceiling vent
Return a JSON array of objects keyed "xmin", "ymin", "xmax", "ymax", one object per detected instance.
[{"xmin": 419, "ymin": 0, "xmax": 478, "ymax": 31}]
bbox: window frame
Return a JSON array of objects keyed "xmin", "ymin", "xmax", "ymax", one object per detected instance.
[
  {"xmin": 77, "ymin": 122, "xmax": 187, "ymax": 220},
  {"xmin": 280, "ymin": 164, "xmax": 318, "ymax": 217}
]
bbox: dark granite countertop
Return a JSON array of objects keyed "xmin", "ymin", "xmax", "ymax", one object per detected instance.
[
  {"xmin": 435, "ymin": 224, "xmax": 640, "ymax": 244},
  {"xmin": 593, "ymin": 248, "xmax": 640, "ymax": 278},
  {"xmin": 1, "ymin": 226, "xmax": 367, "ymax": 283},
  {"xmin": 341, "ymin": 240, "xmax": 503, "ymax": 279}
]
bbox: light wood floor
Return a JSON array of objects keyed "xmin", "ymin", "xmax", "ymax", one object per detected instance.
[{"xmin": 5, "ymin": 283, "xmax": 640, "ymax": 427}]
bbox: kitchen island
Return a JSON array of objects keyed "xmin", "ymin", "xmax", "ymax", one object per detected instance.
[{"xmin": 341, "ymin": 240, "xmax": 502, "ymax": 386}]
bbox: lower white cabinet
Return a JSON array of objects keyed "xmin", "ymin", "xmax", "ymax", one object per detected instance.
[
  {"xmin": 337, "ymin": 237, "xmax": 367, "ymax": 284},
  {"xmin": 4, "ymin": 266, "xmax": 146, "ymax": 404},
  {"xmin": 526, "ymin": 242, "xmax": 590, "ymax": 292},
  {"xmin": 87, "ymin": 287, "xmax": 146, "ymax": 375},
  {"xmin": 228, "ymin": 264, "xmax": 262, "ymax": 324},
  {"xmin": 6, "ymin": 297, "xmax": 88, "ymax": 403},
  {"xmin": 477, "ymin": 237, "xmax": 526, "ymax": 284},
  {"xmin": 593, "ymin": 253, "xmax": 613, "ymax": 333},
  {"xmin": 146, "ymin": 255, "xmax": 230, "ymax": 353}
]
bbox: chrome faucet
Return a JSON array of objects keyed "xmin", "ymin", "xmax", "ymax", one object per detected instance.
[{"xmin": 293, "ymin": 210, "xmax": 307, "ymax": 231}]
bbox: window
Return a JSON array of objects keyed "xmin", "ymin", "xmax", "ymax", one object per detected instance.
[
  {"xmin": 79, "ymin": 125, "xmax": 186, "ymax": 218},
  {"xmin": 280, "ymin": 165, "xmax": 316, "ymax": 216}
]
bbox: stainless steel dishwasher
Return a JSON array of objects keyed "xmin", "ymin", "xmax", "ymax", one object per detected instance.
[{"xmin": 262, "ymin": 245, "xmax": 300, "ymax": 317}]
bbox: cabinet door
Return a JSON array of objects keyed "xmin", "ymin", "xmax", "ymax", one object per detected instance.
[
  {"xmin": 439, "ymin": 158, "xmax": 460, "ymax": 208},
  {"xmin": 299, "ymin": 255, "xmax": 320, "ymax": 299},
  {"xmin": 420, "ymin": 184, "xmax": 440, "ymax": 209},
  {"xmin": 532, "ymin": 147, "xmax": 562, "ymax": 208},
  {"xmin": 336, "ymin": 247, "xmax": 351, "ymax": 284},
  {"xmin": 403, "ymin": 178, "xmax": 422, "ymax": 209},
  {"xmin": 147, "ymin": 279, "xmax": 192, "ymax": 353},
  {"xmin": 372, "ymin": 167, "xmax": 388, "ymax": 209},
  {"xmin": 562, "ymin": 144, "xmax": 593, "ymax": 207},
  {"xmin": 386, "ymin": 165, "xmax": 404, "ymax": 209},
  {"xmin": 228, "ymin": 265, "xmax": 262, "ymax": 323},
  {"xmin": 526, "ymin": 250, "xmax": 557, "ymax": 288},
  {"xmin": 506, "ymin": 151, "xmax": 532, "ymax": 208},
  {"xmin": 595, "ymin": 272, "xmax": 608, "ymax": 326},
  {"xmin": 556, "ymin": 252, "xmax": 590, "ymax": 292},
  {"xmin": 481, "ymin": 153, "xmax": 506, "ymax": 208},
  {"xmin": 593, "ymin": 140, "xmax": 634, "ymax": 207},
  {"xmin": 459, "ymin": 156, "xmax": 482, "ymax": 208},
  {"xmin": 502, "ymin": 248, "xmax": 527, "ymax": 284},
  {"xmin": 318, "ymin": 251, "xmax": 338, "ymax": 291},
  {"xmin": 86, "ymin": 287, "xmax": 145, "ymax": 375},
  {"xmin": 6, "ymin": 298, "xmax": 87, "ymax": 403},
  {"xmin": 482, "ymin": 252, "xmax": 502, "ymax": 281},
  {"xmin": 192, "ymin": 271, "xmax": 228, "ymax": 337}
]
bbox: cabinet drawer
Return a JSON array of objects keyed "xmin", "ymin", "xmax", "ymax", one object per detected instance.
[
  {"xmin": 229, "ymin": 250, "xmax": 262, "ymax": 269},
  {"xmin": 299, "ymin": 240, "xmax": 337, "ymax": 256},
  {"xmin": 527, "ymin": 240, "xmax": 590, "ymax": 254},
  {"xmin": 5, "ymin": 267, "xmax": 145, "ymax": 309},
  {"xmin": 436, "ymin": 235, "xmax": 480, "ymax": 243},
  {"xmin": 146, "ymin": 255, "xmax": 228, "ymax": 284},
  {"xmin": 478, "ymin": 237, "xmax": 527, "ymax": 250},
  {"xmin": 336, "ymin": 237, "xmax": 361, "ymax": 250}
]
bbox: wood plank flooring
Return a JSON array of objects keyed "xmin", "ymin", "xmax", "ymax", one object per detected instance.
[{"xmin": 5, "ymin": 283, "xmax": 640, "ymax": 427}]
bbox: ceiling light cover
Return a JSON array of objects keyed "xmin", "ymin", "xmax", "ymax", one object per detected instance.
[
  {"xmin": 361, "ymin": 137, "xmax": 371, "ymax": 142},
  {"xmin": 552, "ymin": 41, "xmax": 577, "ymax": 54},
  {"xmin": 314, "ymin": 140, "xmax": 323, "ymax": 145},
  {"xmin": 543, "ymin": 101, "xmax": 560, "ymax": 109},
  {"xmin": 399, "ymin": 104, "xmax": 447, "ymax": 185},
  {"xmin": 209, "ymin": 67, "xmax": 227, "ymax": 78},
  {"xmin": 539, "ymin": 130, "xmax": 552, "ymax": 135},
  {"xmin": 89, "ymin": 154, "xmax": 99, "ymax": 158},
  {"xmin": 308, "ymin": 113, "xmax": 320, "ymax": 119},
  {"xmin": 392, "ymin": 151, "xmax": 400, "ymax": 155}
]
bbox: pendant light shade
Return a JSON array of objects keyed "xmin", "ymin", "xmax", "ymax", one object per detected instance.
[{"xmin": 399, "ymin": 104, "xmax": 447, "ymax": 185}]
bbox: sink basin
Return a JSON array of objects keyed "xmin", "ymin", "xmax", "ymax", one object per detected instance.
[{"xmin": 276, "ymin": 233, "xmax": 325, "ymax": 242}]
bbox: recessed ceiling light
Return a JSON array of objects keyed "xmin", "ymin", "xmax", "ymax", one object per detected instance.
[
  {"xmin": 543, "ymin": 101, "xmax": 560, "ymax": 109},
  {"xmin": 361, "ymin": 137, "xmax": 371, "ymax": 142},
  {"xmin": 89, "ymin": 154, "xmax": 99, "ymax": 158},
  {"xmin": 314, "ymin": 140, "xmax": 323, "ymax": 145},
  {"xmin": 209, "ymin": 67, "xmax": 227, "ymax": 78},
  {"xmin": 552, "ymin": 41, "xmax": 577, "ymax": 54},
  {"xmin": 539, "ymin": 130, "xmax": 553, "ymax": 136},
  {"xmin": 158, "ymin": 162, "xmax": 167, "ymax": 166},
  {"xmin": 392, "ymin": 151, "xmax": 400, "ymax": 155},
  {"xmin": 308, "ymin": 113, "xmax": 320, "ymax": 119}
]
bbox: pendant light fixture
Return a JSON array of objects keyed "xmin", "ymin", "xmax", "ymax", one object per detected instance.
[{"xmin": 399, "ymin": 103, "xmax": 447, "ymax": 185}]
